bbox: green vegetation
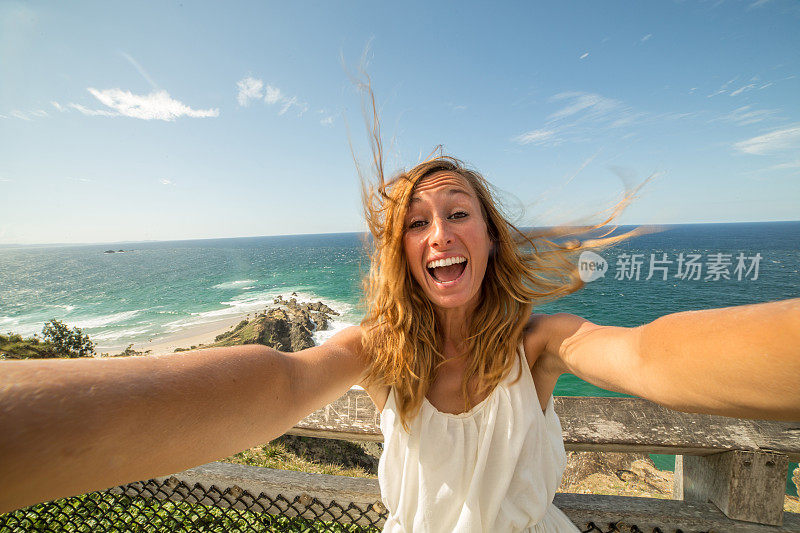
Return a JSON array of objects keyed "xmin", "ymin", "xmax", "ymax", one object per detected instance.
[
  {"xmin": 1, "ymin": 319, "xmax": 95, "ymax": 360},
  {"xmin": 209, "ymin": 317, "xmax": 266, "ymax": 346},
  {"xmin": 223, "ymin": 436, "xmax": 378, "ymax": 479},
  {"xmin": 41, "ymin": 319, "xmax": 96, "ymax": 357},
  {"xmin": 0, "ymin": 491, "xmax": 378, "ymax": 532},
  {"xmin": 0, "ymin": 332, "xmax": 60, "ymax": 359}
]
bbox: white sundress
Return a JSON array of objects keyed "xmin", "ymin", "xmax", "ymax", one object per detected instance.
[{"xmin": 378, "ymin": 341, "xmax": 580, "ymax": 532}]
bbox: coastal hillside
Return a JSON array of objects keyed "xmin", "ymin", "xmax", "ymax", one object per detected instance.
[{"xmin": 187, "ymin": 294, "xmax": 340, "ymax": 353}]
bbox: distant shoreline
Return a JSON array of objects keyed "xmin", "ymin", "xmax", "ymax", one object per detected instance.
[{"xmin": 95, "ymin": 314, "xmax": 247, "ymax": 356}]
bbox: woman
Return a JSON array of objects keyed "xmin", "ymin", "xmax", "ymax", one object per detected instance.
[
  {"xmin": 352, "ymin": 154, "xmax": 800, "ymax": 531},
  {"xmin": 0, "ymin": 157, "xmax": 798, "ymax": 530}
]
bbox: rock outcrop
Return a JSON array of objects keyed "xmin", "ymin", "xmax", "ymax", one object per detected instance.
[
  {"xmin": 558, "ymin": 452, "xmax": 673, "ymax": 498},
  {"xmin": 205, "ymin": 295, "xmax": 340, "ymax": 352}
]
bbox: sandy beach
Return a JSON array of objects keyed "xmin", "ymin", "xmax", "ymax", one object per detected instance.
[{"xmin": 96, "ymin": 314, "xmax": 249, "ymax": 356}]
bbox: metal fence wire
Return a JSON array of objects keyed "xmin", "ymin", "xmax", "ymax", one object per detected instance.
[{"xmin": 0, "ymin": 476, "xmax": 680, "ymax": 533}]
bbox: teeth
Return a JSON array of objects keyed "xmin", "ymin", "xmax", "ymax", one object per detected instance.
[{"xmin": 426, "ymin": 256, "xmax": 467, "ymax": 269}]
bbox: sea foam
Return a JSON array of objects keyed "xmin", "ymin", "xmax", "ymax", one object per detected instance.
[
  {"xmin": 211, "ymin": 279, "xmax": 257, "ymax": 290},
  {"xmin": 73, "ymin": 310, "xmax": 141, "ymax": 329}
]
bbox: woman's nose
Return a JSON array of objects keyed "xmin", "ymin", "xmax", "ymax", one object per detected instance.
[{"xmin": 429, "ymin": 217, "xmax": 453, "ymax": 247}]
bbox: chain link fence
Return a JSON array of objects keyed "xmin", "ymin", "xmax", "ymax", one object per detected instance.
[{"xmin": 0, "ymin": 474, "xmax": 681, "ymax": 533}]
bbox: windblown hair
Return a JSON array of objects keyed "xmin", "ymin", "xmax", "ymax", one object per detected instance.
[{"xmin": 353, "ymin": 85, "xmax": 650, "ymax": 432}]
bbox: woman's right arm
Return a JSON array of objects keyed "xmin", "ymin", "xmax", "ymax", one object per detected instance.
[{"xmin": 0, "ymin": 325, "xmax": 367, "ymax": 514}]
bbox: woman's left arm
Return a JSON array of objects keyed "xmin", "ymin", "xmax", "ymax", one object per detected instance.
[{"xmin": 538, "ymin": 298, "xmax": 800, "ymax": 421}]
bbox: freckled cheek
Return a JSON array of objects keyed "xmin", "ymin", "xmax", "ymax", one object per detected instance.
[{"xmin": 403, "ymin": 240, "xmax": 424, "ymax": 279}]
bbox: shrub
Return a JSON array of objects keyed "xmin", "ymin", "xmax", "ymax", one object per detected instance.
[{"xmin": 42, "ymin": 319, "xmax": 96, "ymax": 358}]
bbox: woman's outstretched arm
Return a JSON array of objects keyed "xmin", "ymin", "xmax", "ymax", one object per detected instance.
[
  {"xmin": 0, "ymin": 325, "xmax": 366, "ymax": 514},
  {"xmin": 535, "ymin": 298, "xmax": 800, "ymax": 421}
]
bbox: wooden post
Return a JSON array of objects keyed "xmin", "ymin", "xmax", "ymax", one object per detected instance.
[
  {"xmin": 680, "ymin": 450, "xmax": 789, "ymax": 526},
  {"xmin": 672, "ymin": 454, "xmax": 683, "ymax": 500}
]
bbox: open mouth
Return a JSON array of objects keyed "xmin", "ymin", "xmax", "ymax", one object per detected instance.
[{"xmin": 426, "ymin": 258, "xmax": 468, "ymax": 284}]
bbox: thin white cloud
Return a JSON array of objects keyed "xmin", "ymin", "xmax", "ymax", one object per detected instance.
[
  {"xmin": 579, "ymin": 52, "xmax": 589, "ymax": 60},
  {"xmin": 512, "ymin": 129, "xmax": 556, "ymax": 145},
  {"xmin": 120, "ymin": 52, "xmax": 159, "ymax": 89},
  {"xmin": 51, "ymin": 101, "xmax": 65, "ymax": 112},
  {"xmin": 240, "ymin": 76, "xmax": 321, "ymax": 122},
  {"xmin": 718, "ymin": 105, "xmax": 777, "ymax": 126},
  {"xmin": 320, "ymin": 116, "xmax": 334, "ymax": 126},
  {"xmin": 11, "ymin": 110, "xmax": 30, "ymax": 121},
  {"xmin": 264, "ymin": 84, "xmax": 307, "ymax": 114},
  {"xmin": 86, "ymin": 88, "xmax": 219, "ymax": 121},
  {"xmin": 750, "ymin": 0, "xmax": 770, "ymax": 7},
  {"xmin": 160, "ymin": 178, "xmax": 173, "ymax": 185},
  {"xmin": 512, "ymin": 91, "xmax": 651, "ymax": 148},
  {"xmin": 708, "ymin": 75, "xmax": 780, "ymax": 98},
  {"xmin": 734, "ymin": 125, "xmax": 800, "ymax": 155},
  {"xmin": 278, "ymin": 96, "xmax": 298, "ymax": 116},
  {"xmin": 264, "ymin": 85, "xmax": 283, "ymax": 105},
  {"xmin": 707, "ymin": 77, "xmax": 739, "ymax": 98},
  {"xmin": 0, "ymin": 177, "xmax": 13, "ymax": 182},
  {"xmin": 68, "ymin": 103, "xmax": 117, "ymax": 117},
  {"xmin": 641, "ymin": 34, "xmax": 652, "ymax": 42},
  {"xmin": 730, "ymin": 83, "xmax": 756, "ymax": 96},
  {"xmin": 548, "ymin": 92, "xmax": 621, "ymax": 121},
  {"xmin": 236, "ymin": 76, "xmax": 264, "ymax": 107},
  {"xmin": 31, "ymin": 109, "xmax": 48, "ymax": 117},
  {"xmin": 763, "ymin": 159, "xmax": 800, "ymax": 171}
]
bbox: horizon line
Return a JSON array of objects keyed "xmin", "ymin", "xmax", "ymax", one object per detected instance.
[{"xmin": 1, "ymin": 219, "xmax": 798, "ymax": 249}]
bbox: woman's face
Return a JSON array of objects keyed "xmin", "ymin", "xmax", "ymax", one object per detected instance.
[{"xmin": 402, "ymin": 171, "xmax": 494, "ymax": 312}]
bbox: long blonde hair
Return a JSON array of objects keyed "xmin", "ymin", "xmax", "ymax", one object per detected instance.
[{"xmin": 354, "ymin": 86, "xmax": 648, "ymax": 431}]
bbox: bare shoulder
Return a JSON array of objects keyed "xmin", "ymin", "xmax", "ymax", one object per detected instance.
[
  {"xmin": 312, "ymin": 325, "xmax": 368, "ymax": 382},
  {"xmin": 522, "ymin": 312, "xmax": 599, "ymax": 376},
  {"xmin": 322, "ymin": 324, "xmax": 365, "ymax": 358}
]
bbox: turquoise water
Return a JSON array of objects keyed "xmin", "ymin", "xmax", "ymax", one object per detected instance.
[{"xmin": 1, "ymin": 221, "xmax": 798, "ymax": 494}]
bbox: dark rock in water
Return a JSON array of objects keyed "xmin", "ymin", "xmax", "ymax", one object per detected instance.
[
  {"xmin": 310, "ymin": 312, "xmax": 329, "ymax": 330},
  {"xmin": 210, "ymin": 295, "xmax": 339, "ymax": 352},
  {"xmin": 103, "ymin": 250, "xmax": 115, "ymax": 254}
]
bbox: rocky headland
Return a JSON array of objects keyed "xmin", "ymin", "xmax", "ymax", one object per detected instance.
[{"xmin": 178, "ymin": 293, "xmax": 340, "ymax": 353}]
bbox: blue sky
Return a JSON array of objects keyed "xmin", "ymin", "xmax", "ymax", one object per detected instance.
[{"xmin": 1, "ymin": 0, "xmax": 798, "ymax": 244}]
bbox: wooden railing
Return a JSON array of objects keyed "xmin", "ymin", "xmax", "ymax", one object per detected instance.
[{"xmin": 145, "ymin": 391, "xmax": 800, "ymax": 531}]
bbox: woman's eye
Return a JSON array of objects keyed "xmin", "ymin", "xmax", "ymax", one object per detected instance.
[
  {"xmin": 409, "ymin": 220, "xmax": 425, "ymax": 229},
  {"xmin": 451, "ymin": 211, "xmax": 468, "ymax": 219}
]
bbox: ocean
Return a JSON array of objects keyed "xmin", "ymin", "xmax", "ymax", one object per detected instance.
[{"xmin": 1, "ymin": 221, "xmax": 798, "ymax": 495}]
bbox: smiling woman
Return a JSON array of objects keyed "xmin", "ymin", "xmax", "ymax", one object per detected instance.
[
  {"xmin": 357, "ymin": 155, "xmax": 626, "ymax": 531},
  {"xmin": 357, "ymin": 154, "xmax": 643, "ymax": 433}
]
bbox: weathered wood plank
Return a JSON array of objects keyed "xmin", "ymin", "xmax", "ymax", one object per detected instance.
[
  {"xmin": 680, "ymin": 450, "xmax": 789, "ymax": 526},
  {"xmin": 289, "ymin": 391, "xmax": 800, "ymax": 461},
  {"xmin": 558, "ymin": 397, "xmax": 800, "ymax": 461},
  {"xmin": 554, "ymin": 492, "xmax": 800, "ymax": 533}
]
